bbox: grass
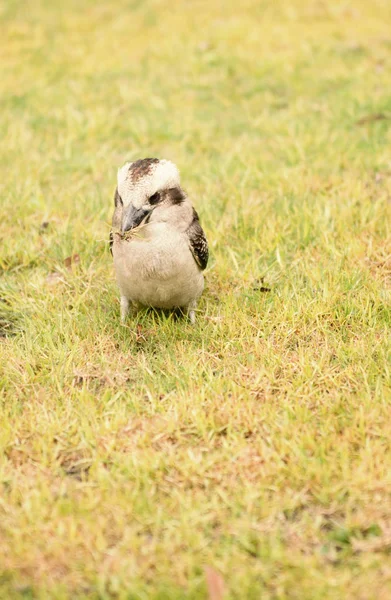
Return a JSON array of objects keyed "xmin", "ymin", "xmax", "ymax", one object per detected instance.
[{"xmin": 1, "ymin": 0, "xmax": 391, "ymax": 597}]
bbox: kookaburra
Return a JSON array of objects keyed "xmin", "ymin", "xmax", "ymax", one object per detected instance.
[{"xmin": 110, "ymin": 158, "xmax": 209, "ymax": 324}]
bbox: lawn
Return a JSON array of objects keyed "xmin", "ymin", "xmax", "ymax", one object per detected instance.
[{"xmin": 1, "ymin": 0, "xmax": 391, "ymax": 598}]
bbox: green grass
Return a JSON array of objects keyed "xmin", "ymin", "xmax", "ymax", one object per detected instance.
[{"xmin": 1, "ymin": 0, "xmax": 391, "ymax": 598}]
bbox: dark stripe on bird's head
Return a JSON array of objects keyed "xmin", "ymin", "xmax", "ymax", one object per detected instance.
[
  {"xmin": 114, "ymin": 187, "xmax": 123, "ymax": 207},
  {"xmin": 165, "ymin": 187, "xmax": 186, "ymax": 205}
]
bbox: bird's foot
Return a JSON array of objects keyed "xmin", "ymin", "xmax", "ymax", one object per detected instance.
[
  {"xmin": 120, "ymin": 296, "xmax": 130, "ymax": 324},
  {"xmin": 186, "ymin": 301, "xmax": 197, "ymax": 325}
]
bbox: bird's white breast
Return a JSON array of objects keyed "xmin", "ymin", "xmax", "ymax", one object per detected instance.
[{"xmin": 112, "ymin": 223, "xmax": 204, "ymax": 309}]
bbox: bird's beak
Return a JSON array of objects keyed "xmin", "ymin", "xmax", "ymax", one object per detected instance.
[{"xmin": 121, "ymin": 205, "xmax": 150, "ymax": 233}]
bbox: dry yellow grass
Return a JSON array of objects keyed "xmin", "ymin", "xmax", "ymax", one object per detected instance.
[{"xmin": 1, "ymin": 0, "xmax": 391, "ymax": 598}]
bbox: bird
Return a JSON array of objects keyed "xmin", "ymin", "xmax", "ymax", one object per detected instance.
[{"xmin": 110, "ymin": 158, "xmax": 209, "ymax": 324}]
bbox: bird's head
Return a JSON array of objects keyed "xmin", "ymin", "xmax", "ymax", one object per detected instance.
[{"xmin": 115, "ymin": 158, "xmax": 182, "ymax": 233}]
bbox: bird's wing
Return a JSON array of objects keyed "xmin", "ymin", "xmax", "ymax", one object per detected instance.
[{"xmin": 186, "ymin": 208, "xmax": 209, "ymax": 270}]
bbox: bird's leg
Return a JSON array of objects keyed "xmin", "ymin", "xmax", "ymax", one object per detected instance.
[
  {"xmin": 186, "ymin": 300, "xmax": 197, "ymax": 325},
  {"xmin": 120, "ymin": 296, "xmax": 130, "ymax": 324}
]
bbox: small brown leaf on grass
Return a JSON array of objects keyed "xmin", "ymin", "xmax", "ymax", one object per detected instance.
[
  {"xmin": 64, "ymin": 254, "xmax": 80, "ymax": 270},
  {"xmin": 133, "ymin": 323, "xmax": 155, "ymax": 344},
  {"xmin": 356, "ymin": 113, "xmax": 389, "ymax": 125},
  {"xmin": 205, "ymin": 566, "xmax": 225, "ymax": 600},
  {"xmin": 136, "ymin": 323, "xmax": 146, "ymax": 343}
]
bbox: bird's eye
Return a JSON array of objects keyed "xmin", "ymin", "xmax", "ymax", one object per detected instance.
[{"xmin": 149, "ymin": 192, "xmax": 160, "ymax": 205}]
